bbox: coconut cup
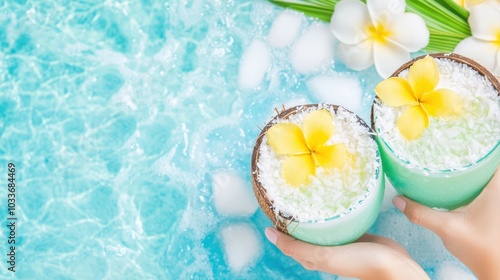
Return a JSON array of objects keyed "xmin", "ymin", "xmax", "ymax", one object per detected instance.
[
  {"xmin": 251, "ymin": 104, "xmax": 384, "ymax": 246},
  {"xmin": 371, "ymin": 53, "xmax": 500, "ymax": 210}
]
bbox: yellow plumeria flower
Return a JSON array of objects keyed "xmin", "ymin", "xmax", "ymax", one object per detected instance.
[
  {"xmin": 266, "ymin": 110, "xmax": 349, "ymax": 186},
  {"xmin": 375, "ymin": 56, "xmax": 462, "ymax": 140}
]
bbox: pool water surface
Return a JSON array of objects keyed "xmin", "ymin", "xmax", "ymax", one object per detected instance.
[{"xmin": 0, "ymin": 0, "xmax": 475, "ymax": 279}]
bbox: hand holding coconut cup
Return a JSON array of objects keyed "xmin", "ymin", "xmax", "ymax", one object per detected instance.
[{"xmin": 251, "ymin": 53, "xmax": 500, "ymax": 246}]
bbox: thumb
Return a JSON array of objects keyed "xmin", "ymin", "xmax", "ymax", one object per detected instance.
[
  {"xmin": 264, "ymin": 227, "xmax": 318, "ymax": 261},
  {"xmin": 393, "ymin": 196, "xmax": 451, "ymax": 236}
]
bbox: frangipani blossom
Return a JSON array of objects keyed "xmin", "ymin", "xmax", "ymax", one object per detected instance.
[
  {"xmin": 453, "ymin": 0, "xmax": 494, "ymax": 10},
  {"xmin": 267, "ymin": 110, "xmax": 349, "ymax": 186},
  {"xmin": 330, "ymin": 0, "xmax": 429, "ymax": 78},
  {"xmin": 375, "ymin": 56, "xmax": 462, "ymax": 140},
  {"xmin": 454, "ymin": 0, "xmax": 500, "ymax": 75}
]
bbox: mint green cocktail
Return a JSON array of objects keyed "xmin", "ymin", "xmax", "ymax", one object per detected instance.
[
  {"xmin": 372, "ymin": 53, "xmax": 500, "ymax": 209},
  {"xmin": 252, "ymin": 104, "xmax": 384, "ymax": 245},
  {"xmin": 376, "ymin": 139, "xmax": 500, "ymax": 209},
  {"xmin": 281, "ymin": 169, "xmax": 384, "ymax": 245}
]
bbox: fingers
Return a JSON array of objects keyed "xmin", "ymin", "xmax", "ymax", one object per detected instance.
[
  {"xmin": 393, "ymin": 196, "xmax": 452, "ymax": 237},
  {"xmin": 264, "ymin": 227, "xmax": 423, "ymax": 278},
  {"xmin": 265, "ymin": 226, "xmax": 364, "ymax": 275},
  {"xmin": 265, "ymin": 227, "xmax": 321, "ymax": 261},
  {"xmin": 264, "ymin": 227, "xmax": 336, "ymax": 272}
]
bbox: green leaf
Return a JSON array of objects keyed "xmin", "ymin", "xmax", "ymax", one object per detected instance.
[{"xmin": 438, "ymin": 0, "xmax": 469, "ymax": 19}]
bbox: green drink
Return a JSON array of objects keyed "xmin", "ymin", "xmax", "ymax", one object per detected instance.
[
  {"xmin": 372, "ymin": 53, "xmax": 500, "ymax": 209},
  {"xmin": 252, "ymin": 104, "xmax": 384, "ymax": 245}
]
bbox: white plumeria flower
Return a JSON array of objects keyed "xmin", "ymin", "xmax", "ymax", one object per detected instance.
[
  {"xmin": 330, "ymin": 0, "xmax": 429, "ymax": 78},
  {"xmin": 454, "ymin": 0, "xmax": 500, "ymax": 75},
  {"xmin": 453, "ymin": 0, "xmax": 495, "ymax": 10}
]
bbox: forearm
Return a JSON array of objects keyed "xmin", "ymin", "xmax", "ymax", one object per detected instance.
[
  {"xmin": 476, "ymin": 270, "xmax": 500, "ymax": 280},
  {"xmin": 456, "ymin": 245, "xmax": 500, "ymax": 280},
  {"xmin": 359, "ymin": 251, "xmax": 430, "ymax": 280},
  {"xmin": 473, "ymin": 259, "xmax": 500, "ymax": 280},
  {"xmin": 385, "ymin": 257, "xmax": 430, "ymax": 280}
]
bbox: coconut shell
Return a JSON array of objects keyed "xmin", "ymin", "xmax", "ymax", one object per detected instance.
[{"xmin": 250, "ymin": 105, "xmax": 311, "ymax": 233}]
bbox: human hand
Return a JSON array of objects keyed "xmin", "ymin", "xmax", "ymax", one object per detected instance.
[
  {"xmin": 394, "ymin": 167, "xmax": 500, "ymax": 280},
  {"xmin": 264, "ymin": 228, "xmax": 429, "ymax": 280}
]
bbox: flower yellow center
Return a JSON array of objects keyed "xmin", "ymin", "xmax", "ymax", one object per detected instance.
[
  {"xmin": 453, "ymin": 0, "xmax": 465, "ymax": 7},
  {"xmin": 495, "ymin": 30, "xmax": 500, "ymax": 47},
  {"xmin": 266, "ymin": 110, "xmax": 349, "ymax": 186},
  {"xmin": 366, "ymin": 23, "xmax": 391, "ymax": 44}
]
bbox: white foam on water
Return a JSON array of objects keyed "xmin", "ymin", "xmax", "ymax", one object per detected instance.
[
  {"xmin": 334, "ymin": 276, "xmax": 358, "ymax": 280},
  {"xmin": 318, "ymin": 272, "xmax": 337, "ymax": 280},
  {"xmin": 238, "ymin": 39, "xmax": 271, "ymax": 89},
  {"xmin": 221, "ymin": 223, "xmax": 262, "ymax": 273},
  {"xmin": 211, "ymin": 171, "xmax": 258, "ymax": 216},
  {"xmin": 380, "ymin": 178, "xmax": 398, "ymax": 212},
  {"xmin": 267, "ymin": 10, "xmax": 303, "ymax": 48},
  {"xmin": 266, "ymin": 98, "xmax": 312, "ymax": 124},
  {"xmin": 436, "ymin": 262, "xmax": 475, "ymax": 280},
  {"xmin": 376, "ymin": 210, "xmax": 452, "ymax": 268},
  {"xmin": 307, "ymin": 75, "xmax": 362, "ymax": 112},
  {"xmin": 280, "ymin": 98, "xmax": 311, "ymax": 110},
  {"xmin": 291, "ymin": 23, "xmax": 335, "ymax": 74}
]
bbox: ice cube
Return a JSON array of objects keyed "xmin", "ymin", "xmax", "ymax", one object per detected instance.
[
  {"xmin": 238, "ymin": 39, "xmax": 271, "ymax": 89},
  {"xmin": 291, "ymin": 23, "xmax": 335, "ymax": 74},
  {"xmin": 221, "ymin": 223, "xmax": 262, "ymax": 272},
  {"xmin": 307, "ymin": 75, "xmax": 362, "ymax": 112},
  {"xmin": 212, "ymin": 171, "xmax": 258, "ymax": 216},
  {"xmin": 267, "ymin": 11, "xmax": 303, "ymax": 48}
]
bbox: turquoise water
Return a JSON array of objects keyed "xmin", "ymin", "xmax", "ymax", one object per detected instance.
[{"xmin": 0, "ymin": 0, "xmax": 473, "ymax": 279}]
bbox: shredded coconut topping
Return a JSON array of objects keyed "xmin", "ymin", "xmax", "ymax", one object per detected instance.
[
  {"xmin": 374, "ymin": 58, "xmax": 500, "ymax": 171},
  {"xmin": 257, "ymin": 105, "xmax": 380, "ymax": 222}
]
